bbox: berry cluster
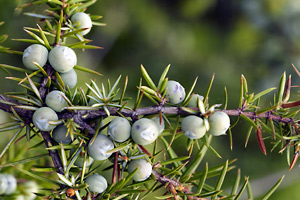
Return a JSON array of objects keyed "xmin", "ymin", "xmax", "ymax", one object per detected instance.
[
  {"xmin": 19, "ymin": 9, "xmax": 160, "ymax": 195},
  {"xmin": 30, "ymin": 72, "xmax": 231, "ymax": 195},
  {"xmin": 19, "ymin": 11, "xmax": 112, "ymax": 194},
  {"xmin": 0, "ymin": 2, "xmax": 239, "ymax": 198},
  {"xmin": 165, "ymin": 80, "xmax": 230, "ymax": 139}
]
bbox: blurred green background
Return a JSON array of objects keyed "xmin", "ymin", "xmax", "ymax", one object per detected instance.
[{"xmin": 1, "ymin": 0, "xmax": 300, "ymax": 199}]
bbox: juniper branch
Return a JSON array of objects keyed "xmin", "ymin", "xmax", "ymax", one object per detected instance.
[
  {"xmin": 0, "ymin": 96, "xmax": 64, "ymax": 174},
  {"xmin": 0, "ymin": 94, "xmax": 295, "ymax": 136}
]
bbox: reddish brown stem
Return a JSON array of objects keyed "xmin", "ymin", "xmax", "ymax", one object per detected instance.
[
  {"xmin": 289, "ymin": 152, "xmax": 299, "ymax": 171},
  {"xmin": 256, "ymin": 127, "xmax": 267, "ymax": 156},
  {"xmin": 138, "ymin": 145, "xmax": 153, "ymax": 158},
  {"xmin": 112, "ymin": 152, "xmax": 118, "ymax": 185},
  {"xmin": 282, "ymin": 100, "xmax": 300, "ymax": 108}
]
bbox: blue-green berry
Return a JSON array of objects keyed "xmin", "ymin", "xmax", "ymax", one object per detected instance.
[
  {"xmin": 45, "ymin": 90, "xmax": 68, "ymax": 112},
  {"xmin": 32, "ymin": 107, "xmax": 58, "ymax": 131},
  {"xmin": 0, "ymin": 174, "xmax": 8, "ymax": 195},
  {"xmin": 70, "ymin": 149, "xmax": 94, "ymax": 168},
  {"xmin": 88, "ymin": 134, "xmax": 114, "ymax": 160},
  {"xmin": 3, "ymin": 174, "xmax": 17, "ymax": 195},
  {"xmin": 108, "ymin": 117, "xmax": 131, "ymax": 142},
  {"xmin": 187, "ymin": 94, "xmax": 204, "ymax": 107},
  {"xmin": 165, "ymin": 80, "xmax": 186, "ymax": 104},
  {"xmin": 22, "ymin": 44, "xmax": 48, "ymax": 70},
  {"xmin": 181, "ymin": 116, "xmax": 206, "ymax": 139},
  {"xmin": 128, "ymin": 159, "xmax": 152, "ymax": 182},
  {"xmin": 59, "ymin": 69, "xmax": 77, "ymax": 89},
  {"xmin": 52, "ymin": 124, "xmax": 72, "ymax": 144},
  {"xmin": 85, "ymin": 174, "xmax": 107, "ymax": 193},
  {"xmin": 208, "ymin": 111, "xmax": 230, "ymax": 136},
  {"xmin": 71, "ymin": 12, "xmax": 93, "ymax": 36},
  {"xmin": 49, "ymin": 46, "xmax": 77, "ymax": 73},
  {"xmin": 151, "ymin": 116, "xmax": 165, "ymax": 135},
  {"xmin": 131, "ymin": 118, "xmax": 159, "ymax": 145}
]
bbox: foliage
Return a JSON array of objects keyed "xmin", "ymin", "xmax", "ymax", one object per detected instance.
[{"xmin": 0, "ymin": 0, "xmax": 299, "ymax": 200}]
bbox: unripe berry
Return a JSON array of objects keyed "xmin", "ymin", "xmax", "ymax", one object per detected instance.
[
  {"xmin": 128, "ymin": 159, "xmax": 152, "ymax": 182},
  {"xmin": 22, "ymin": 44, "xmax": 48, "ymax": 70},
  {"xmin": 131, "ymin": 118, "xmax": 159, "ymax": 145},
  {"xmin": 15, "ymin": 195, "xmax": 25, "ymax": 200},
  {"xmin": 3, "ymin": 174, "xmax": 17, "ymax": 195},
  {"xmin": 151, "ymin": 116, "xmax": 165, "ymax": 135},
  {"xmin": 71, "ymin": 12, "xmax": 93, "ymax": 36},
  {"xmin": 181, "ymin": 116, "xmax": 206, "ymax": 139},
  {"xmin": 32, "ymin": 107, "xmax": 58, "ymax": 131},
  {"xmin": 59, "ymin": 69, "xmax": 77, "ymax": 89},
  {"xmin": 88, "ymin": 134, "xmax": 114, "ymax": 160},
  {"xmin": 208, "ymin": 111, "xmax": 230, "ymax": 136},
  {"xmin": 108, "ymin": 117, "xmax": 131, "ymax": 142},
  {"xmin": 187, "ymin": 94, "xmax": 204, "ymax": 107},
  {"xmin": 85, "ymin": 174, "xmax": 107, "ymax": 193},
  {"xmin": 52, "ymin": 124, "xmax": 72, "ymax": 144},
  {"xmin": 0, "ymin": 174, "xmax": 8, "ymax": 195},
  {"xmin": 22, "ymin": 181, "xmax": 38, "ymax": 200},
  {"xmin": 45, "ymin": 90, "xmax": 68, "ymax": 112},
  {"xmin": 49, "ymin": 46, "xmax": 77, "ymax": 73},
  {"xmin": 165, "ymin": 80, "xmax": 186, "ymax": 104},
  {"xmin": 70, "ymin": 149, "xmax": 94, "ymax": 167}
]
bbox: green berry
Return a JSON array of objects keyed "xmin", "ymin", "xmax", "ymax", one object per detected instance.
[
  {"xmin": 85, "ymin": 174, "xmax": 107, "ymax": 193},
  {"xmin": 181, "ymin": 116, "xmax": 206, "ymax": 139},
  {"xmin": 70, "ymin": 149, "xmax": 94, "ymax": 167},
  {"xmin": 108, "ymin": 117, "xmax": 131, "ymax": 142},
  {"xmin": 208, "ymin": 111, "xmax": 230, "ymax": 136},
  {"xmin": 32, "ymin": 107, "xmax": 58, "ymax": 131},
  {"xmin": 165, "ymin": 80, "xmax": 186, "ymax": 104},
  {"xmin": 49, "ymin": 46, "xmax": 77, "ymax": 73},
  {"xmin": 131, "ymin": 118, "xmax": 159, "ymax": 145},
  {"xmin": 3, "ymin": 174, "xmax": 17, "ymax": 195},
  {"xmin": 187, "ymin": 94, "xmax": 204, "ymax": 107},
  {"xmin": 59, "ymin": 69, "xmax": 77, "ymax": 89},
  {"xmin": 45, "ymin": 90, "xmax": 68, "ymax": 112},
  {"xmin": 88, "ymin": 134, "xmax": 114, "ymax": 160},
  {"xmin": 128, "ymin": 159, "xmax": 152, "ymax": 182},
  {"xmin": 22, "ymin": 181, "xmax": 38, "ymax": 200},
  {"xmin": 151, "ymin": 116, "xmax": 165, "ymax": 135},
  {"xmin": 71, "ymin": 12, "xmax": 93, "ymax": 36},
  {"xmin": 22, "ymin": 44, "xmax": 48, "ymax": 70},
  {"xmin": 0, "ymin": 174, "xmax": 8, "ymax": 195},
  {"xmin": 15, "ymin": 195, "xmax": 25, "ymax": 200},
  {"xmin": 52, "ymin": 124, "xmax": 72, "ymax": 144}
]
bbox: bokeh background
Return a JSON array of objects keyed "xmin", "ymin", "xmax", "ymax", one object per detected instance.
[{"xmin": 1, "ymin": 0, "xmax": 300, "ymax": 199}]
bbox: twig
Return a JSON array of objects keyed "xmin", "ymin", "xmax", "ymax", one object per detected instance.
[
  {"xmin": 152, "ymin": 170, "xmax": 209, "ymax": 200},
  {"xmin": 41, "ymin": 131, "xmax": 64, "ymax": 174},
  {"xmin": 0, "ymin": 95, "xmax": 295, "ymax": 135}
]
